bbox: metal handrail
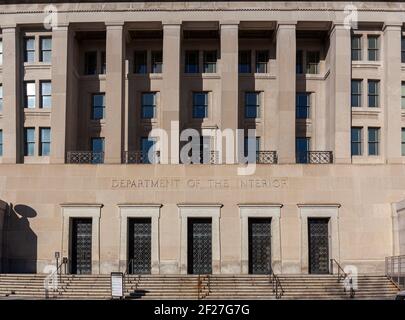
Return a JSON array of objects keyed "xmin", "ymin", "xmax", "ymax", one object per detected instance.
[
  {"xmin": 386, "ymin": 255, "xmax": 405, "ymax": 289},
  {"xmin": 330, "ymin": 259, "xmax": 355, "ymax": 298},
  {"xmin": 269, "ymin": 271, "xmax": 284, "ymax": 299}
]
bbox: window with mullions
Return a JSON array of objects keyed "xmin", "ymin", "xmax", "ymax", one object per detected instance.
[
  {"xmin": 368, "ymin": 36, "xmax": 379, "ymax": 61},
  {"xmin": 351, "ymin": 35, "xmax": 362, "ymax": 61},
  {"xmin": 351, "ymin": 80, "xmax": 362, "ymax": 107},
  {"xmin": 40, "ymin": 37, "xmax": 52, "ymax": 63},
  {"xmin": 306, "ymin": 51, "xmax": 320, "ymax": 74},
  {"xmin": 91, "ymin": 94, "xmax": 105, "ymax": 120},
  {"xmin": 141, "ymin": 137, "xmax": 157, "ymax": 164},
  {"xmin": 368, "ymin": 80, "xmax": 379, "ymax": 108},
  {"xmin": 255, "ymin": 50, "xmax": 268, "ymax": 73},
  {"xmin": 296, "ymin": 137, "xmax": 310, "ymax": 163},
  {"xmin": 84, "ymin": 51, "xmax": 97, "ymax": 75},
  {"xmin": 245, "ymin": 92, "xmax": 260, "ymax": 119},
  {"xmin": 39, "ymin": 127, "xmax": 51, "ymax": 156},
  {"xmin": 24, "ymin": 82, "xmax": 36, "ymax": 109},
  {"xmin": 141, "ymin": 92, "xmax": 156, "ymax": 119},
  {"xmin": 239, "ymin": 50, "xmax": 251, "ymax": 73},
  {"xmin": 24, "ymin": 127, "xmax": 35, "ymax": 156},
  {"xmin": 296, "ymin": 93, "xmax": 310, "ymax": 119},
  {"xmin": 203, "ymin": 51, "xmax": 217, "ymax": 73},
  {"xmin": 134, "ymin": 51, "xmax": 147, "ymax": 74},
  {"xmin": 185, "ymin": 51, "xmax": 199, "ymax": 73},
  {"xmin": 151, "ymin": 51, "xmax": 163, "ymax": 73},
  {"xmin": 244, "ymin": 136, "xmax": 260, "ymax": 159},
  {"xmin": 368, "ymin": 127, "xmax": 380, "ymax": 156},
  {"xmin": 40, "ymin": 81, "xmax": 51, "ymax": 109},
  {"xmin": 24, "ymin": 38, "xmax": 35, "ymax": 63},
  {"xmin": 91, "ymin": 137, "xmax": 104, "ymax": 164},
  {"xmin": 192, "ymin": 92, "xmax": 208, "ymax": 119},
  {"xmin": 351, "ymin": 127, "xmax": 362, "ymax": 156}
]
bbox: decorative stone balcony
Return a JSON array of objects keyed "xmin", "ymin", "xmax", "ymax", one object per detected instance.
[
  {"xmin": 122, "ymin": 151, "xmax": 160, "ymax": 164},
  {"xmin": 296, "ymin": 151, "xmax": 333, "ymax": 164},
  {"xmin": 66, "ymin": 151, "xmax": 104, "ymax": 164},
  {"xmin": 256, "ymin": 151, "xmax": 278, "ymax": 164}
]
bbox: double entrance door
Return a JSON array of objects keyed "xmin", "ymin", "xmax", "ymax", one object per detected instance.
[
  {"xmin": 188, "ymin": 218, "xmax": 212, "ymax": 274},
  {"xmin": 71, "ymin": 218, "xmax": 92, "ymax": 274},
  {"xmin": 308, "ymin": 218, "xmax": 330, "ymax": 274},
  {"xmin": 127, "ymin": 218, "xmax": 152, "ymax": 274},
  {"xmin": 248, "ymin": 218, "xmax": 272, "ymax": 274}
]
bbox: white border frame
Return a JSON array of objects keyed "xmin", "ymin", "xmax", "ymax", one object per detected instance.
[
  {"xmin": 118, "ymin": 204, "xmax": 162, "ymax": 274},
  {"xmin": 239, "ymin": 204, "xmax": 282, "ymax": 274},
  {"xmin": 178, "ymin": 204, "xmax": 222, "ymax": 274},
  {"xmin": 298, "ymin": 204, "xmax": 340, "ymax": 274},
  {"xmin": 61, "ymin": 203, "xmax": 102, "ymax": 274}
]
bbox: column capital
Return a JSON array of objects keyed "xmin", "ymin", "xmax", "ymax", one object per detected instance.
[
  {"xmin": 162, "ymin": 20, "xmax": 182, "ymax": 27},
  {"xmin": 383, "ymin": 22, "xmax": 403, "ymax": 32},
  {"xmin": 276, "ymin": 21, "xmax": 297, "ymax": 30},
  {"xmin": 0, "ymin": 24, "xmax": 17, "ymax": 32}
]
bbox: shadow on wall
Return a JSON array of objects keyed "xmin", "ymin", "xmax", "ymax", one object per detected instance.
[{"xmin": 3, "ymin": 204, "xmax": 38, "ymax": 273}]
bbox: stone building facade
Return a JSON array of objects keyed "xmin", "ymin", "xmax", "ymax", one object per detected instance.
[{"xmin": 0, "ymin": 1, "xmax": 404, "ymax": 275}]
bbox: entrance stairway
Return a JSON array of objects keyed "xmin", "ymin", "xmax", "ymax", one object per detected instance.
[{"xmin": 0, "ymin": 273, "xmax": 399, "ymax": 300}]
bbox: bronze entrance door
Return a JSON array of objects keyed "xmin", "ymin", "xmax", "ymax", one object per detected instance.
[
  {"xmin": 71, "ymin": 218, "xmax": 92, "ymax": 274},
  {"xmin": 127, "ymin": 218, "xmax": 152, "ymax": 274},
  {"xmin": 308, "ymin": 218, "xmax": 330, "ymax": 274},
  {"xmin": 248, "ymin": 218, "xmax": 272, "ymax": 274},
  {"xmin": 187, "ymin": 218, "xmax": 212, "ymax": 274}
]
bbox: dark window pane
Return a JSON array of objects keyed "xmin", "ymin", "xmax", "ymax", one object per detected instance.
[
  {"xmin": 85, "ymin": 51, "xmax": 97, "ymax": 75},
  {"xmin": 185, "ymin": 51, "xmax": 199, "ymax": 73}
]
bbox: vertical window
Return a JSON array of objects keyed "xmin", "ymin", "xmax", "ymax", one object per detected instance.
[
  {"xmin": 0, "ymin": 40, "xmax": 3, "ymax": 65},
  {"xmin": 296, "ymin": 93, "xmax": 310, "ymax": 119},
  {"xmin": 368, "ymin": 36, "xmax": 379, "ymax": 61},
  {"xmin": 40, "ymin": 81, "xmax": 51, "ymax": 109},
  {"xmin": 402, "ymin": 82, "xmax": 405, "ymax": 109},
  {"xmin": 185, "ymin": 50, "xmax": 199, "ymax": 73},
  {"xmin": 306, "ymin": 51, "xmax": 320, "ymax": 74},
  {"xmin": 24, "ymin": 128, "xmax": 35, "ymax": 156},
  {"xmin": 402, "ymin": 128, "xmax": 405, "ymax": 156},
  {"xmin": 351, "ymin": 35, "xmax": 362, "ymax": 61},
  {"xmin": 351, "ymin": 127, "xmax": 362, "ymax": 156},
  {"xmin": 255, "ymin": 50, "xmax": 268, "ymax": 73},
  {"xmin": 84, "ymin": 51, "xmax": 97, "ymax": 75},
  {"xmin": 91, "ymin": 94, "xmax": 105, "ymax": 120},
  {"xmin": 141, "ymin": 92, "xmax": 156, "ymax": 119},
  {"xmin": 296, "ymin": 50, "xmax": 303, "ymax": 74},
  {"xmin": 24, "ymin": 37, "xmax": 35, "ymax": 63},
  {"xmin": 368, "ymin": 127, "xmax": 380, "ymax": 156},
  {"xmin": 40, "ymin": 37, "xmax": 52, "ymax": 63},
  {"xmin": 351, "ymin": 80, "xmax": 362, "ymax": 107},
  {"xmin": 100, "ymin": 51, "xmax": 106, "ymax": 74},
  {"xmin": 199, "ymin": 136, "xmax": 211, "ymax": 164},
  {"xmin": 239, "ymin": 50, "xmax": 251, "ymax": 73},
  {"xmin": 141, "ymin": 137, "xmax": 157, "ymax": 164},
  {"xmin": 134, "ymin": 51, "xmax": 147, "ymax": 74},
  {"xmin": 368, "ymin": 80, "xmax": 379, "ymax": 108},
  {"xmin": 91, "ymin": 137, "xmax": 104, "ymax": 164},
  {"xmin": 402, "ymin": 37, "xmax": 405, "ymax": 64},
  {"xmin": 39, "ymin": 127, "xmax": 51, "ymax": 156},
  {"xmin": 0, "ymin": 130, "xmax": 2, "ymax": 156},
  {"xmin": 244, "ymin": 136, "xmax": 260, "ymax": 159},
  {"xmin": 192, "ymin": 92, "xmax": 208, "ymax": 118},
  {"xmin": 203, "ymin": 51, "xmax": 217, "ymax": 73},
  {"xmin": 245, "ymin": 92, "xmax": 260, "ymax": 118},
  {"xmin": 24, "ymin": 82, "xmax": 36, "ymax": 109},
  {"xmin": 296, "ymin": 137, "xmax": 310, "ymax": 163},
  {"xmin": 0, "ymin": 84, "xmax": 3, "ymax": 113},
  {"xmin": 151, "ymin": 51, "xmax": 163, "ymax": 73}
]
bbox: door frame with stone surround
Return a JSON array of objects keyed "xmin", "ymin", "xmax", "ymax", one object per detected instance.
[
  {"xmin": 298, "ymin": 204, "xmax": 340, "ymax": 274},
  {"xmin": 61, "ymin": 204, "xmax": 102, "ymax": 274},
  {"xmin": 239, "ymin": 204, "xmax": 282, "ymax": 274},
  {"xmin": 178, "ymin": 204, "xmax": 222, "ymax": 274}
]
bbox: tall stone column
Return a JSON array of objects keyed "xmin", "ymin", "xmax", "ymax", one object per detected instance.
[
  {"xmin": 50, "ymin": 25, "xmax": 69, "ymax": 163},
  {"xmin": 162, "ymin": 23, "xmax": 181, "ymax": 164},
  {"xmin": 276, "ymin": 23, "xmax": 296, "ymax": 164},
  {"xmin": 1, "ymin": 25, "xmax": 21, "ymax": 163},
  {"xmin": 105, "ymin": 23, "xmax": 125, "ymax": 163},
  {"xmin": 383, "ymin": 23, "xmax": 402, "ymax": 163},
  {"xmin": 220, "ymin": 23, "xmax": 239, "ymax": 163},
  {"xmin": 329, "ymin": 24, "xmax": 351, "ymax": 164}
]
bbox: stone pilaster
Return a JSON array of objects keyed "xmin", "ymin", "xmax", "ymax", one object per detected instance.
[
  {"xmin": 276, "ymin": 22, "xmax": 296, "ymax": 164},
  {"xmin": 383, "ymin": 23, "xmax": 402, "ymax": 163},
  {"xmin": 329, "ymin": 24, "xmax": 351, "ymax": 163},
  {"xmin": 220, "ymin": 23, "xmax": 239, "ymax": 163},
  {"xmin": 1, "ymin": 25, "xmax": 21, "ymax": 163},
  {"xmin": 105, "ymin": 23, "xmax": 125, "ymax": 163},
  {"xmin": 50, "ymin": 25, "xmax": 69, "ymax": 163},
  {"xmin": 162, "ymin": 23, "xmax": 181, "ymax": 164}
]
